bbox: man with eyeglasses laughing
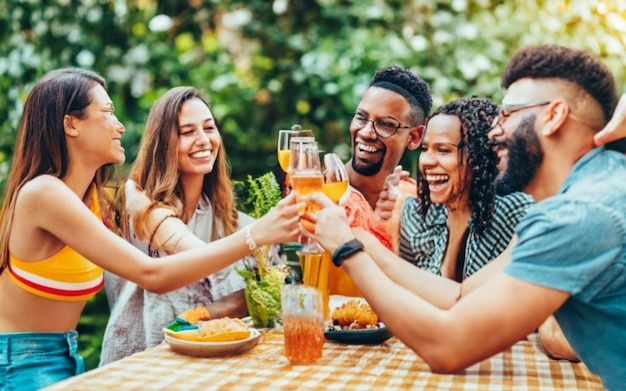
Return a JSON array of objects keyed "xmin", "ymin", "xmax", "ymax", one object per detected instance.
[
  {"xmin": 488, "ymin": 100, "xmax": 552, "ymax": 196},
  {"xmin": 322, "ymin": 65, "xmax": 432, "ymax": 298},
  {"xmin": 309, "ymin": 45, "xmax": 626, "ymax": 390},
  {"xmin": 345, "ymin": 65, "xmax": 432, "ymax": 249}
]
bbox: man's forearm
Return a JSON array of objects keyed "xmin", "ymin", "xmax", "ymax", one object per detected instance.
[{"xmin": 353, "ymin": 228, "xmax": 460, "ymax": 308}]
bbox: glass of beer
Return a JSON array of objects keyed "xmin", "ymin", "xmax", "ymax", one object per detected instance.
[
  {"xmin": 298, "ymin": 250, "xmax": 331, "ymax": 319},
  {"xmin": 281, "ymin": 284, "xmax": 325, "ymax": 364},
  {"xmin": 289, "ymin": 137, "xmax": 324, "ymax": 254}
]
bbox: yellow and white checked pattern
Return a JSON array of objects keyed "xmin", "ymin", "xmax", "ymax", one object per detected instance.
[{"xmin": 44, "ymin": 332, "xmax": 604, "ymax": 390}]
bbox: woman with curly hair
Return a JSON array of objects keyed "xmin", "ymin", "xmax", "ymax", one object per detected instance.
[
  {"xmin": 398, "ymin": 97, "xmax": 534, "ymax": 281},
  {"xmin": 313, "ymin": 96, "xmax": 576, "ymax": 361}
]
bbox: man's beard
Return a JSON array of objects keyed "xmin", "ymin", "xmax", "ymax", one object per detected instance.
[
  {"xmin": 351, "ymin": 152, "xmax": 384, "ymax": 177},
  {"xmin": 495, "ymin": 114, "xmax": 544, "ymax": 195}
]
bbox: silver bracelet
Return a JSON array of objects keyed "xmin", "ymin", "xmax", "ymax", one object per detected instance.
[{"xmin": 244, "ymin": 225, "xmax": 258, "ymax": 251}]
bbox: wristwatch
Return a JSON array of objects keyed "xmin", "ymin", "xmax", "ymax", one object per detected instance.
[{"xmin": 331, "ymin": 238, "xmax": 364, "ymax": 267}]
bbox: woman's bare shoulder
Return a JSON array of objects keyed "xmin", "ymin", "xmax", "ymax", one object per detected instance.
[
  {"xmin": 20, "ymin": 175, "xmax": 65, "ymax": 192},
  {"xmin": 17, "ymin": 176, "xmax": 80, "ymax": 211}
]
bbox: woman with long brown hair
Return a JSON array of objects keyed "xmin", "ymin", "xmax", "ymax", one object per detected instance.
[
  {"xmin": 0, "ymin": 69, "xmax": 300, "ymax": 389},
  {"xmin": 100, "ymin": 87, "xmax": 258, "ymax": 364}
]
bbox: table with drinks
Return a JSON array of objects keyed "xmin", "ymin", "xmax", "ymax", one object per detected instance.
[
  {"xmin": 44, "ymin": 127, "xmax": 603, "ymax": 390},
  {"xmin": 44, "ymin": 223, "xmax": 604, "ymax": 389},
  {"xmin": 45, "ymin": 280, "xmax": 603, "ymax": 391},
  {"xmin": 43, "ymin": 325, "xmax": 603, "ymax": 390}
]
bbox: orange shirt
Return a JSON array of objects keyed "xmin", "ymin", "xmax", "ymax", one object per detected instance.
[{"xmin": 328, "ymin": 188, "xmax": 394, "ymax": 297}]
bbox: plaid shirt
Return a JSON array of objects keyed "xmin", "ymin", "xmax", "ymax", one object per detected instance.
[{"xmin": 399, "ymin": 191, "xmax": 534, "ymax": 278}]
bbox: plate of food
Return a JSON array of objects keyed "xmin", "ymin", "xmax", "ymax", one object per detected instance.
[
  {"xmin": 324, "ymin": 298, "xmax": 393, "ymax": 345},
  {"xmin": 163, "ymin": 317, "xmax": 261, "ymax": 357}
]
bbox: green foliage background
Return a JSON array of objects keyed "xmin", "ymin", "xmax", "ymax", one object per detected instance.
[{"xmin": 1, "ymin": 0, "xmax": 624, "ymax": 370}]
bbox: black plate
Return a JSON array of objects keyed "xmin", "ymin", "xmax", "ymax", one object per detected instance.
[{"xmin": 324, "ymin": 323, "xmax": 393, "ymax": 345}]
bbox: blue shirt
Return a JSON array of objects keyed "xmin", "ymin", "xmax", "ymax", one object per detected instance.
[
  {"xmin": 505, "ymin": 147, "xmax": 626, "ymax": 391},
  {"xmin": 399, "ymin": 192, "xmax": 534, "ymax": 279}
]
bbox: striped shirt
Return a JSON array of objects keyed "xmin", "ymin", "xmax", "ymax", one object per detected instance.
[{"xmin": 399, "ymin": 192, "xmax": 534, "ymax": 279}]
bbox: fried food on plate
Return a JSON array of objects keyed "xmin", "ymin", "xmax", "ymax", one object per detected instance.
[
  {"xmin": 331, "ymin": 300, "xmax": 378, "ymax": 330},
  {"xmin": 166, "ymin": 317, "xmax": 251, "ymax": 343},
  {"xmin": 198, "ymin": 318, "xmax": 250, "ymax": 341}
]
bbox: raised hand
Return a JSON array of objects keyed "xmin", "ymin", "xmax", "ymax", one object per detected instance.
[
  {"xmin": 375, "ymin": 165, "xmax": 408, "ymax": 221},
  {"xmin": 252, "ymin": 192, "xmax": 303, "ymax": 246},
  {"xmin": 306, "ymin": 192, "xmax": 354, "ymax": 254},
  {"xmin": 595, "ymin": 93, "xmax": 626, "ymax": 147}
]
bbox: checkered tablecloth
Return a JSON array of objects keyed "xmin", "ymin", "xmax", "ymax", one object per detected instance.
[{"xmin": 43, "ymin": 332, "xmax": 604, "ymax": 390}]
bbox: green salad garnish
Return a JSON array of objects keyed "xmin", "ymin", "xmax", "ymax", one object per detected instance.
[{"xmin": 165, "ymin": 317, "xmax": 199, "ymax": 332}]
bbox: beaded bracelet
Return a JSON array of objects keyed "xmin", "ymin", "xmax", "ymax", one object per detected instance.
[{"xmin": 244, "ymin": 225, "xmax": 258, "ymax": 251}]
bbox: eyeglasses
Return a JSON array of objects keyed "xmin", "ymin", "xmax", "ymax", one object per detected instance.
[
  {"xmin": 500, "ymin": 100, "xmax": 551, "ymax": 117},
  {"xmin": 490, "ymin": 100, "xmax": 551, "ymax": 131},
  {"xmin": 351, "ymin": 112, "xmax": 413, "ymax": 138}
]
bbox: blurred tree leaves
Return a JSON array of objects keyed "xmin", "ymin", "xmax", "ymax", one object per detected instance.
[
  {"xmin": 1, "ymin": 0, "xmax": 624, "ymax": 187},
  {"xmin": 1, "ymin": 0, "xmax": 624, "ymax": 370}
]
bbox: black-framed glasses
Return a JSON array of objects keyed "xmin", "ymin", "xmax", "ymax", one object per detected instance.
[
  {"xmin": 351, "ymin": 112, "xmax": 413, "ymax": 138},
  {"xmin": 500, "ymin": 100, "xmax": 551, "ymax": 117},
  {"xmin": 490, "ymin": 100, "xmax": 551, "ymax": 131}
]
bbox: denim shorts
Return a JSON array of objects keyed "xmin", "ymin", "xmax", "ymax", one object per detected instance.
[{"xmin": 0, "ymin": 330, "xmax": 84, "ymax": 391}]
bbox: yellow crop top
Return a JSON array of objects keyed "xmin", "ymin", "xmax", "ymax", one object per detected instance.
[{"xmin": 6, "ymin": 187, "xmax": 104, "ymax": 301}]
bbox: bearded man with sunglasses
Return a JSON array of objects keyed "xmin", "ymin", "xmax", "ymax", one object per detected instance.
[{"xmin": 309, "ymin": 45, "xmax": 626, "ymax": 390}]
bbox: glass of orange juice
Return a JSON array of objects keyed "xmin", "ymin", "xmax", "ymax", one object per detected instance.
[
  {"xmin": 281, "ymin": 284, "xmax": 325, "ymax": 364},
  {"xmin": 277, "ymin": 129, "xmax": 296, "ymax": 173},
  {"xmin": 322, "ymin": 153, "xmax": 349, "ymax": 204},
  {"xmin": 277, "ymin": 127, "xmax": 315, "ymax": 172}
]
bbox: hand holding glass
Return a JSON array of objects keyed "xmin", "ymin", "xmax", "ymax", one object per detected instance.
[{"xmin": 290, "ymin": 137, "xmax": 324, "ymax": 254}]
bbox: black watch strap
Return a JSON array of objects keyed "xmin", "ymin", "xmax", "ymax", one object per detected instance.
[{"xmin": 331, "ymin": 239, "xmax": 364, "ymax": 267}]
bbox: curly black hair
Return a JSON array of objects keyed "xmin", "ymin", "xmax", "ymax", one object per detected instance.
[
  {"xmin": 370, "ymin": 65, "xmax": 433, "ymax": 125},
  {"xmin": 417, "ymin": 97, "xmax": 499, "ymax": 235},
  {"xmin": 502, "ymin": 44, "xmax": 617, "ymax": 122}
]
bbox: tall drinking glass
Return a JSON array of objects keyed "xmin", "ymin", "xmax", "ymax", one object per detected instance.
[
  {"xmin": 308, "ymin": 153, "xmax": 349, "ymax": 318},
  {"xmin": 290, "ymin": 137, "xmax": 324, "ymax": 254},
  {"xmin": 277, "ymin": 127, "xmax": 314, "ymax": 193},
  {"xmin": 298, "ymin": 250, "xmax": 331, "ymax": 319},
  {"xmin": 281, "ymin": 284, "xmax": 324, "ymax": 364},
  {"xmin": 277, "ymin": 130, "xmax": 297, "ymax": 173}
]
